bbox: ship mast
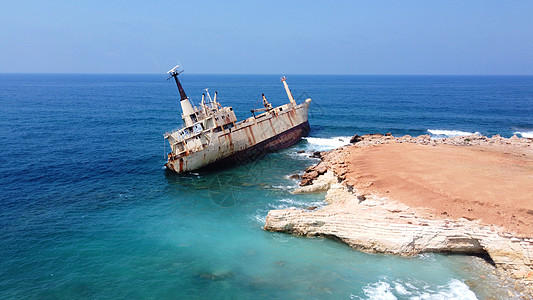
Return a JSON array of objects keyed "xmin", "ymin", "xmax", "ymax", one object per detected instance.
[
  {"xmin": 281, "ymin": 76, "xmax": 296, "ymax": 105},
  {"xmin": 168, "ymin": 65, "xmax": 196, "ymax": 127}
]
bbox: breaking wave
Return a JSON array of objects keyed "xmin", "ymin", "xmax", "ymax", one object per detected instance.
[
  {"xmin": 271, "ymin": 185, "xmax": 297, "ymax": 191},
  {"xmin": 303, "ymin": 136, "xmax": 352, "ymax": 151},
  {"xmin": 416, "ymin": 253, "xmax": 436, "ymax": 261},
  {"xmin": 268, "ymin": 198, "xmax": 324, "ymax": 210},
  {"xmin": 514, "ymin": 130, "xmax": 533, "ymax": 138},
  {"xmin": 251, "ymin": 213, "xmax": 267, "ymax": 224},
  {"xmin": 251, "ymin": 197, "xmax": 325, "ymax": 225},
  {"xmin": 427, "ymin": 129, "xmax": 479, "ymax": 138},
  {"xmin": 353, "ymin": 278, "xmax": 477, "ymax": 300},
  {"xmin": 287, "ymin": 151, "xmax": 318, "ymax": 160}
]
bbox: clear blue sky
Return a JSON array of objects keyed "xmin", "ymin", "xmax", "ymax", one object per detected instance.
[{"xmin": 1, "ymin": 1, "xmax": 532, "ymax": 74}]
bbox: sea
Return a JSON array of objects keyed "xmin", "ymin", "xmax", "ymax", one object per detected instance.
[{"xmin": 1, "ymin": 74, "xmax": 532, "ymax": 299}]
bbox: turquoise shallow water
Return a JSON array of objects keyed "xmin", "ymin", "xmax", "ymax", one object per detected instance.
[{"xmin": 1, "ymin": 74, "xmax": 532, "ymax": 299}]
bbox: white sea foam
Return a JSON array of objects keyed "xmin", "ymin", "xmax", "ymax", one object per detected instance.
[
  {"xmin": 287, "ymin": 151, "xmax": 319, "ymax": 160},
  {"xmin": 412, "ymin": 279, "xmax": 478, "ymax": 300},
  {"xmin": 252, "ymin": 197, "xmax": 324, "ymax": 225},
  {"xmin": 361, "ymin": 281, "xmax": 397, "ymax": 299},
  {"xmin": 416, "ymin": 253, "xmax": 436, "ymax": 261},
  {"xmin": 285, "ymin": 174, "xmax": 302, "ymax": 180},
  {"xmin": 278, "ymin": 198, "xmax": 307, "ymax": 206},
  {"xmin": 268, "ymin": 198, "xmax": 324, "ymax": 210},
  {"xmin": 394, "ymin": 282, "xmax": 410, "ymax": 295},
  {"xmin": 356, "ymin": 278, "xmax": 477, "ymax": 300},
  {"xmin": 252, "ymin": 213, "xmax": 266, "ymax": 224},
  {"xmin": 514, "ymin": 130, "xmax": 533, "ymax": 138},
  {"xmin": 271, "ymin": 185, "xmax": 296, "ymax": 191},
  {"xmin": 427, "ymin": 129, "xmax": 479, "ymax": 138},
  {"xmin": 303, "ymin": 136, "xmax": 352, "ymax": 151}
]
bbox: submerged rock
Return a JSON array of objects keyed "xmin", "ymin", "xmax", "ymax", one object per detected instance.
[
  {"xmin": 197, "ymin": 270, "xmax": 235, "ymax": 281},
  {"xmin": 310, "ymin": 151, "xmax": 322, "ymax": 159}
]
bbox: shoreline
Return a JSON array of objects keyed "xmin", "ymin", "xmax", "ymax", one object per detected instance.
[{"xmin": 264, "ymin": 133, "xmax": 533, "ymax": 296}]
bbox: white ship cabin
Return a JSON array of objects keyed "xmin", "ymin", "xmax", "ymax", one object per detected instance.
[{"xmin": 166, "ymin": 90, "xmax": 238, "ymax": 158}]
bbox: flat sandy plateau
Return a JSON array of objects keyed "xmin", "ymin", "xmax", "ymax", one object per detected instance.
[{"xmin": 338, "ymin": 142, "xmax": 533, "ymax": 236}]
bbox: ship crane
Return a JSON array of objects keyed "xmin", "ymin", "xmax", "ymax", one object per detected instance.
[{"xmin": 251, "ymin": 93, "xmax": 274, "ymax": 117}]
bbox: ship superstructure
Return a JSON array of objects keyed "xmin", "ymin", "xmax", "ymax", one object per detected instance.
[{"xmin": 164, "ymin": 65, "xmax": 311, "ymax": 173}]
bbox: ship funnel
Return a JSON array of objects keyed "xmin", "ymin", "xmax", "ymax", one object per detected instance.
[{"xmin": 280, "ymin": 76, "xmax": 296, "ymax": 105}]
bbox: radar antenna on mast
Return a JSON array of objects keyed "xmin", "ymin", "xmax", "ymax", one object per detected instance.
[{"xmin": 167, "ymin": 64, "xmax": 183, "ymax": 78}]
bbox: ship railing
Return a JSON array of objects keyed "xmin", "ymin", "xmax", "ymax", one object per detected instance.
[
  {"xmin": 165, "ymin": 125, "xmax": 205, "ymax": 143},
  {"xmin": 165, "ymin": 126, "xmax": 185, "ymax": 139}
]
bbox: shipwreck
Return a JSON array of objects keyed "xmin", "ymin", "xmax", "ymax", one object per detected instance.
[{"xmin": 164, "ymin": 66, "xmax": 312, "ymax": 173}]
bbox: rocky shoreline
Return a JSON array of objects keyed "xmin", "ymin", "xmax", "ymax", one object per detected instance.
[{"xmin": 264, "ymin": 133, "xmax": 533, "ymax": 296}]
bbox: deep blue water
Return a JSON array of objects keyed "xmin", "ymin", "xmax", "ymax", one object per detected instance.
[{"xmin": 1, "ymin": 74, "xmax": 532, "ymax": 299}]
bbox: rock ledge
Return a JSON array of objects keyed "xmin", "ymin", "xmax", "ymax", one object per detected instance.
[{"xmin": 264, "ymin": 133, "xmax": 533, "ymax": 295}]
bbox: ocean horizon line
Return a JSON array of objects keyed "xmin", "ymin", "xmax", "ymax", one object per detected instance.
[{"xmin": 1, "ymin": 72, "xmax": 533, "ymax": 77}]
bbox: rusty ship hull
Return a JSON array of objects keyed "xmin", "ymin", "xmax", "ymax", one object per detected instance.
[
  {"xmin": 166, "ymin": 103, "xmax": 310, "ymax": 173},
  {"xmin": 164, "ymin": 66, "xmax": 311, "ymax": 174},
  {"xmin": 202, "ymin": 120, "xmax": 310, "ymax": 171}
]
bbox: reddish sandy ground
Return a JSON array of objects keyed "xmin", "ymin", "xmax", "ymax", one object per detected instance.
[{"xmin": 339, "ymin": 143, "xmax": 533, "ymax": 236}]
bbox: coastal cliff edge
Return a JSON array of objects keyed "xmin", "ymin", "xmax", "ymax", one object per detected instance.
[{"xmin": 264, "ymin": 133, "xmax": 533, "ymax": 295}]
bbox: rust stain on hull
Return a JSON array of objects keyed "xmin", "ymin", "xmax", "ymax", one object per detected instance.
[
  {"xmin": 268, "ymin": 118, "xmax": 277, "ymax": 135},
  {"xmin": 248, "ymin": 126, "xmax": 256, "ymax": 145},
  {"xmin": 287, "ymin": 110, "xmax": 294, "ymax": 127},
  {"xmin": 197, "ymin": 121, "xmax": 310, "ymax": 171}
]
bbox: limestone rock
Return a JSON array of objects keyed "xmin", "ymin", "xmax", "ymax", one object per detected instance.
[
  {"xmin": 266, "ymin": 133, "xmax": 533, "ymax": 293},
  {"xmin": 293, "ymin": 171, "xmax": 337, "ymax": 194},
  {"xmin": 267, "ymin": 182, "xmax": 533, "ymax": 285}
]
